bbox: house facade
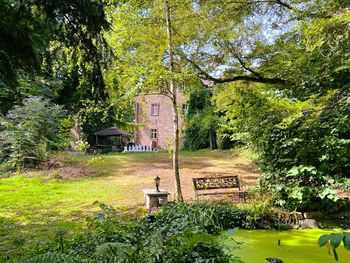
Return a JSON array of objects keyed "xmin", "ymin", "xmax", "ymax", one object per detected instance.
[{"xmin": 134, "ymin": 92, "xmax": 187, "ymax": 149}]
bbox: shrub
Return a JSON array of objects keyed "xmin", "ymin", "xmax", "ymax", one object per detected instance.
[
  {"xmin": 154, "ymin": 203, "xmax": 249, "ymax": 233},
  {"xmin": 0, "ymin": 96, "xmax": 67, "ymax": 169},
  {"xmin": 216, "ymin": 132, "xmax": 238, "ymax": 150},
  {"xmin": 72, "ymin": 140, "xmax": 90, "ymax": 152},
  {"xmin": 184, "ymin": 90, "xmax": 219, "ymax": 150},
  {"xmin": 215, "ymin": 82, "xmax": 350, "ymax": 212},
  {"xmin": 21, "ymin": 202, "xmax": 302, "ymax": 262},
  {"xmin": 258, "ymin": 91, "xmax": 350, "ymax": 211},
  {"xmin": 24, "ymin": 203, "xmax": 245, "ymax": 263}
]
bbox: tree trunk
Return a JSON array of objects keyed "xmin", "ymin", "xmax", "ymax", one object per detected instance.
[
  {"xmin": 164, "ymin": 0, "xmax": 184, "ymax": 202},
  {"xmin": 209, "ymin": 130, "xmax": 213, "ymax": 149},
  {"xmin": 209, "ymin": 130, "xmax": 217, "ymax": 149}
]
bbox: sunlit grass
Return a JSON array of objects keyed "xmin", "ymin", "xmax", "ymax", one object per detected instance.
[{"xmin": 0, "ymin": 149, "xmax": 256, "ymax": 258}]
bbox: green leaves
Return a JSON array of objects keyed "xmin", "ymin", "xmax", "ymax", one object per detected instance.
[
  {"xmin": 23, "ymin": 203, "xmax": 238, "ymax": 262},
  {"xmin": 318, "ymin": 234, "xmax": 330, "ymax": 247},
  {"xmin": 211, "ymin": 1, "xmax": 350, "ymax": 213},
  {"xmin": 23, "ymin": 252, "xmax": 78, "ymax": 263},
  {"xmin": 95, "ymin": 242, "xmax": 136, "ymax": 262},
  {"xmin": 319, "ymin": 232, "xmax": 350, "ymax": 261},
  {"xmin": 184, "ymin": 90, "xmax": 219, "ymax": 150},
  {"xmin": 287, "ymin": 166, "xmax": 317, "ymax": 177},
  {"xmin": 318, "ymin": 188, "xmax": 338, "ymax": 200},
  {"xmin": 330, "ymin": 234, "xmax": 344, "ymax": 249},
  {"xmin": 344, "ymin": 233, "xmax": 350, "ymax": 250},
  {"xmin": 0, "ymin": 0, "xmax": 111, "ymax": 116},
  {"xmin": 0, "ymin": 97, "xmax": 66, "ymax": 170}
]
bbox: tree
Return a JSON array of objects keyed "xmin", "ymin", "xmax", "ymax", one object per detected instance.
[
  {"xmin": 106, "ymin": 0, "xmax": 202, "ymax": 202},
  {"xmin": 164, "ymin": 0, "xmax": 184, "ymax": 202},
  {"xmin": 185, "ymin": 90, "xmax": 219, "ymax": 150},
  {"xmin": 0, "ymin": 97, "xmax": 67, "ymax": 169},
  {"xmin": 211, "ymin": 0, "xmax": 350, "ymax": 210},
  {"xmin": 106, "ymin": 0, "xmax": 286, "ymax": 201},
  {"xmin": 107, "ymin": 0, "xmax": 350, "ymax": 207},
  {"xmin": 0, "ymin": 0, "xmax": 116, "ymax": 133},
  {"xmin": 107, "ymin": 0, "xmax": 267, "ymax": 201}
]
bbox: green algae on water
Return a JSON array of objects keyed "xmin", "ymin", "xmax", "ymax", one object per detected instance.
[{"xmin": 222, "ymin": 229, "xmax": 349, "ymax": 263}]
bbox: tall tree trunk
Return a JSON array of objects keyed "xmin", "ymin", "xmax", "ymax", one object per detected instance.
[
  {"xmin": 164, "ymin": 0, "xmax": 184, "ymax": 202},
  {"xmin": 209, "ymin": 130, "xmax": 213, "ymax": 149},
  {"xmin": 209, "ymin": 130, "xmax": 217, "ymax": 149}
]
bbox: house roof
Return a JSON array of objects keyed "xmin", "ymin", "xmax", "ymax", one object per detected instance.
[{"xmin": 94, "ymin": 127, "xmax": 132, "ymax": 137}]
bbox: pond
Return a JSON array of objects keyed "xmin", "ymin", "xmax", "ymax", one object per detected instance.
[{"xmin": 223, "ymin": 229, "xmax": 349, "ymax": 263}]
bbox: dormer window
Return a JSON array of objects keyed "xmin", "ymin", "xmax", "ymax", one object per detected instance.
[{"xmin": 151, "ymin": 103, "xmax": 159, "ymax": 116}]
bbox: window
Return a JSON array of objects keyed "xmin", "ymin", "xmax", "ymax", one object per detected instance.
[
  {"xmin": 151, "ymin": 129, "xmax": 158, "ymax": 139},
  {"xmin": 151, "ymin": 103, "xmax": 159, "ymax": 116},
  {"xmin": 180, "ymin": 83, "xmax": 185, "ymax": 91},
  {"xmin": 182, "ymin": 104, "xmax": 188, "ymax": 115}
]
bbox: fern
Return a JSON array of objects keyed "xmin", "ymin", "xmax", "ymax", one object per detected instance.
[
  {"xmin": 95, "ymin": 242, "xmax": 136, "ymax": 262},
  {"xmin": 22, "ymin": 252, "xmax": 78, "ymax": 263}
]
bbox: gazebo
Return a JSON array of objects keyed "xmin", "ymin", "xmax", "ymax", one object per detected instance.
[{"xmin": 94, "ymin": 127, "xmax": 132, "ymax": 152}]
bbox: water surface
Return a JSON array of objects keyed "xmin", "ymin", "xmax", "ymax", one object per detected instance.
[{"xmin": 224, "ymin": 229, "xmax": 349, "ymax": 263}]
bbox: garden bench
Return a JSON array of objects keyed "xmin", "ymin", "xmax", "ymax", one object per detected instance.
[{"xmin": 193, "ymin": 175, "xmax": 248, "ymax": 203}]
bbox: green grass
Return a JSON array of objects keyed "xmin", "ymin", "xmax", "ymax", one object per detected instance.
[
  {"xmin": 0, "ymin": 153, "xmax": 161, "ymax": 258},
  {"xmin": 0, "ymin": 149, "xmax": 254, "ymax": 259}
]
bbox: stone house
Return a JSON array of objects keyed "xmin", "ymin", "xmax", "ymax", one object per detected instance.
[{"xmin": 134, "ymin": 92, "xmax": 188, "ymax": 149}]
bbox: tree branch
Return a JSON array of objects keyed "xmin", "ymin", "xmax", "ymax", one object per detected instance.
[
  {"xmin": 224, "ymin": 0, "xmax": 293, "ymax": 10},
  {"xmin": 234, "ymin": 54, "xmax": 263, "ymax": 78},
  {"xmin": 186, "ymin": 57, "xmax": 291, "ymax": 86},
  {"xmin": 207, "ymin": 75, "xmax": 290, "ymax": 85},
  {"xmin": 273, "ymin": 0, "xmax": 293, "ymax": 10}
]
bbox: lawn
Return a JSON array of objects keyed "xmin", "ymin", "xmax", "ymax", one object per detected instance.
[{"xmin": 0, "ymin": 149, "xmax": 259, "ymax": 258}]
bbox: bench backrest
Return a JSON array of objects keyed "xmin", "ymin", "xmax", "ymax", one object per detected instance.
[{"xmin": 193, "ymin": 176, "xmax": 241, "ymax": 191}]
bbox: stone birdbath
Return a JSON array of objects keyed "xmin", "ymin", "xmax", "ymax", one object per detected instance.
[{"xmin": 143, "ymin": 176, "xmax": 170, "ymax": 210}]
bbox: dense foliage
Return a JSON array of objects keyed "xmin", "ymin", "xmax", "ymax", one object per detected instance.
[
  {"xmin": 1, "ymin": 3, "xmax": 350, "ymax": 260},
  {"xmin": 14, "ymin": 202, "xmax": 296, "ymax": 262},
  {"xmin": 184, "ymin": 89, "xmax": 239, "ymax": 150},
  {"xmin": 0, "ymin": 0, "xmax": 106, "ymax": 109},
  {"xmin": 259, "ymin": 91, "xmax": 350, "ymax": 210},
  {"xmin": 0, "ymin": 0, "xmax": 136, "ymax": 138},
  {"xmin": 215, "ymin": 86, "xmax": 350, "ymax": 211},
  {"xmin": 0, "ymin": 97, "xmax": 68, "ymax": 170},
  {"xmin": 184, "ymin": 90, "xmax": 219, "ymax": 150},
  {"xmin": 21, "ymin": 203, "xmax": 251, "ymax": 263},
  {"xmin": 212, "ymin": 1, "xmax": 350, "ymax": 211},
  {"xmin": 2, "ymin": 1, "xmax": 350, "ymax": 262},
  {"xmin": 0, "ymin": 0, "xmax": 139, "ymax": 170}
]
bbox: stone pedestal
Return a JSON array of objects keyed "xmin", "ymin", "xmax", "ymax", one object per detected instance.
[{"xmin": 143, "ymin": 189, "xmax": 170, "ymax": 210}]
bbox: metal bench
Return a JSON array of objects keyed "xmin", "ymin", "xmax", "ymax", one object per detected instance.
[{"xmin": 193, "ymin": 175, "xmax": 248, "ymax": 202}]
